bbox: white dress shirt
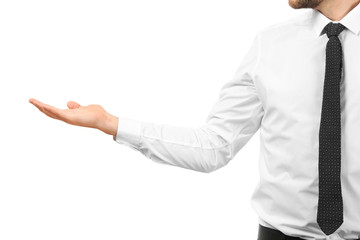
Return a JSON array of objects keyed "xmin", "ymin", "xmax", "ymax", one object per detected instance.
[{"xmin": 113, "ymin": 4, "xmax": 360, "ymax": 240}]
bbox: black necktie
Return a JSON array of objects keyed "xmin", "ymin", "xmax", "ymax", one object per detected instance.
[{"xmin": 317, "ymin": 22, "xmax": 346, "ymax": 235}]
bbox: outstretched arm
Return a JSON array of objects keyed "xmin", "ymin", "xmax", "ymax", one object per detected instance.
[{"xmin": 29, "ymin": 32, "xmax": 264, "ymax": 173}]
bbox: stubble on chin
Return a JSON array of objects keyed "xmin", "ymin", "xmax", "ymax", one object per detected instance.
[{"xmin": 288, "ymin": 0, "xmax": 323, "ymax": 9}]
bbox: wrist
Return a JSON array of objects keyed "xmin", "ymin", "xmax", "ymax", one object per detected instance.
[{"xmin": 99, "ymin": 113, "xmax": 119, "ymax": 136}]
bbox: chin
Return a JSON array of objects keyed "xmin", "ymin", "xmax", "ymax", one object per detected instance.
[{"xmin": 288, "ymin": 0, "xmax": 323, "ymax": 9}]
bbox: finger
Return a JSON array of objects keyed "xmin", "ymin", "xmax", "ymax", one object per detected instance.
[
  {"xmin": 38, "ymin": 105, "xmax": 62, "ymax": 120},
  {"xmin": 29, "ymin": 98, "xmax": 44, "ymax": 107},
  {"xmin": 29, "ymin": 98, "xmax": 48, "ymax": 113},
  {"xmin": 67, "ymin": 101, "xmax": 81, "ymax": 109},
  {"xmin": 31, "ymin": 99, "xmax": 63, "ymax": 117},
  {"xmin": 29, "ymin": 99, "xmax": 69, "ymax": 121},
  {"xmin": 30, "ymin": 99, "xmax": 62, "ymax": 120},
  {"xmin": 29, "ymin": 98, "xmax": 54, "ymax": 111},
  {"xmin": 42, "ymin": 103, "xmax": 72, "ymax": 121}
]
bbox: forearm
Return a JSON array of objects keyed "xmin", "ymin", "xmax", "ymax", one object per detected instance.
[
  {"xmin": 113, "ymin": 117, "xmax": 236, "ymax": 173},
  {"xmin": 140, "ymin": 122, "xmax": 234, "ymax": 173}
]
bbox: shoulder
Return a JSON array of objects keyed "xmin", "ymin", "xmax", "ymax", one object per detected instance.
[{"xmin": 257, "ymin": 10, "xmax": 313, "ymax": 38}]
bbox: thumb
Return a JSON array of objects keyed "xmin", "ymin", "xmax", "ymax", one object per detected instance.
[{"xmin": 67, "ymin": 101, "xmax": 81, "ymax": 109}]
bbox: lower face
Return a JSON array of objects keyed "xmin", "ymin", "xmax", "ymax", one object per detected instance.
[{"xmin": 288, "ymin": 0, "xmax": 324, "ymax": 9}]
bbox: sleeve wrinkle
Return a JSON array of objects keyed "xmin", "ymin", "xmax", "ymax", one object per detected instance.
[{"xmin": 141, "ymin": 125, "xmax": 232, "ymax": 150}]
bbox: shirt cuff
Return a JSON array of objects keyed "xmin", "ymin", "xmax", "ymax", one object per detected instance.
[{"xmin": 113, "ymin": 117, "xmax": 142, "ymax": 150}]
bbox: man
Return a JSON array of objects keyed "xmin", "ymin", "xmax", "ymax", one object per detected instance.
[{"xmin": 29, "ymin": 0, "xmax": 360, "ymax": 239}]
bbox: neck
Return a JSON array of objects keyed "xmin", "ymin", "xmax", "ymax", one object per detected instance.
[{"xmin": 315, "ymin": 0, "xmax": 360, "ymax": 21}]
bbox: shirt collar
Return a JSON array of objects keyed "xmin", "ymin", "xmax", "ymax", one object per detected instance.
[{"xmin": 311, "ymin": 2, "xmax": 360, "ymax": 37}]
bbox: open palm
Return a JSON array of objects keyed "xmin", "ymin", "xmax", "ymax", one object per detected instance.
[{"xmin": 29, "ymin": 98, "xmax": 118, "ymax": 136}]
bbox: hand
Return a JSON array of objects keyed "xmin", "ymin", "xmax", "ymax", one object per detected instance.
[{"xmin": 29, "ymin": 98, "xmax": 119, "ymax": 136}]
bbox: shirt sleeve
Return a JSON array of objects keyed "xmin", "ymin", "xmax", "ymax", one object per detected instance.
[{"xmin": 113, "ymin": 31, "xmax": 264, "ymax": 173}]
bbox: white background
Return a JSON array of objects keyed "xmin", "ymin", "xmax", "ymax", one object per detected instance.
[{"xmin": 0, "ymin": 1, "xmax": 308, "ymax": 239}]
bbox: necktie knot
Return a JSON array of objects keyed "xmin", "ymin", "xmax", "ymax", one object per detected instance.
[{"xmin": 322, "ymin": 22, "xmax": 346, "ymax": 38}]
